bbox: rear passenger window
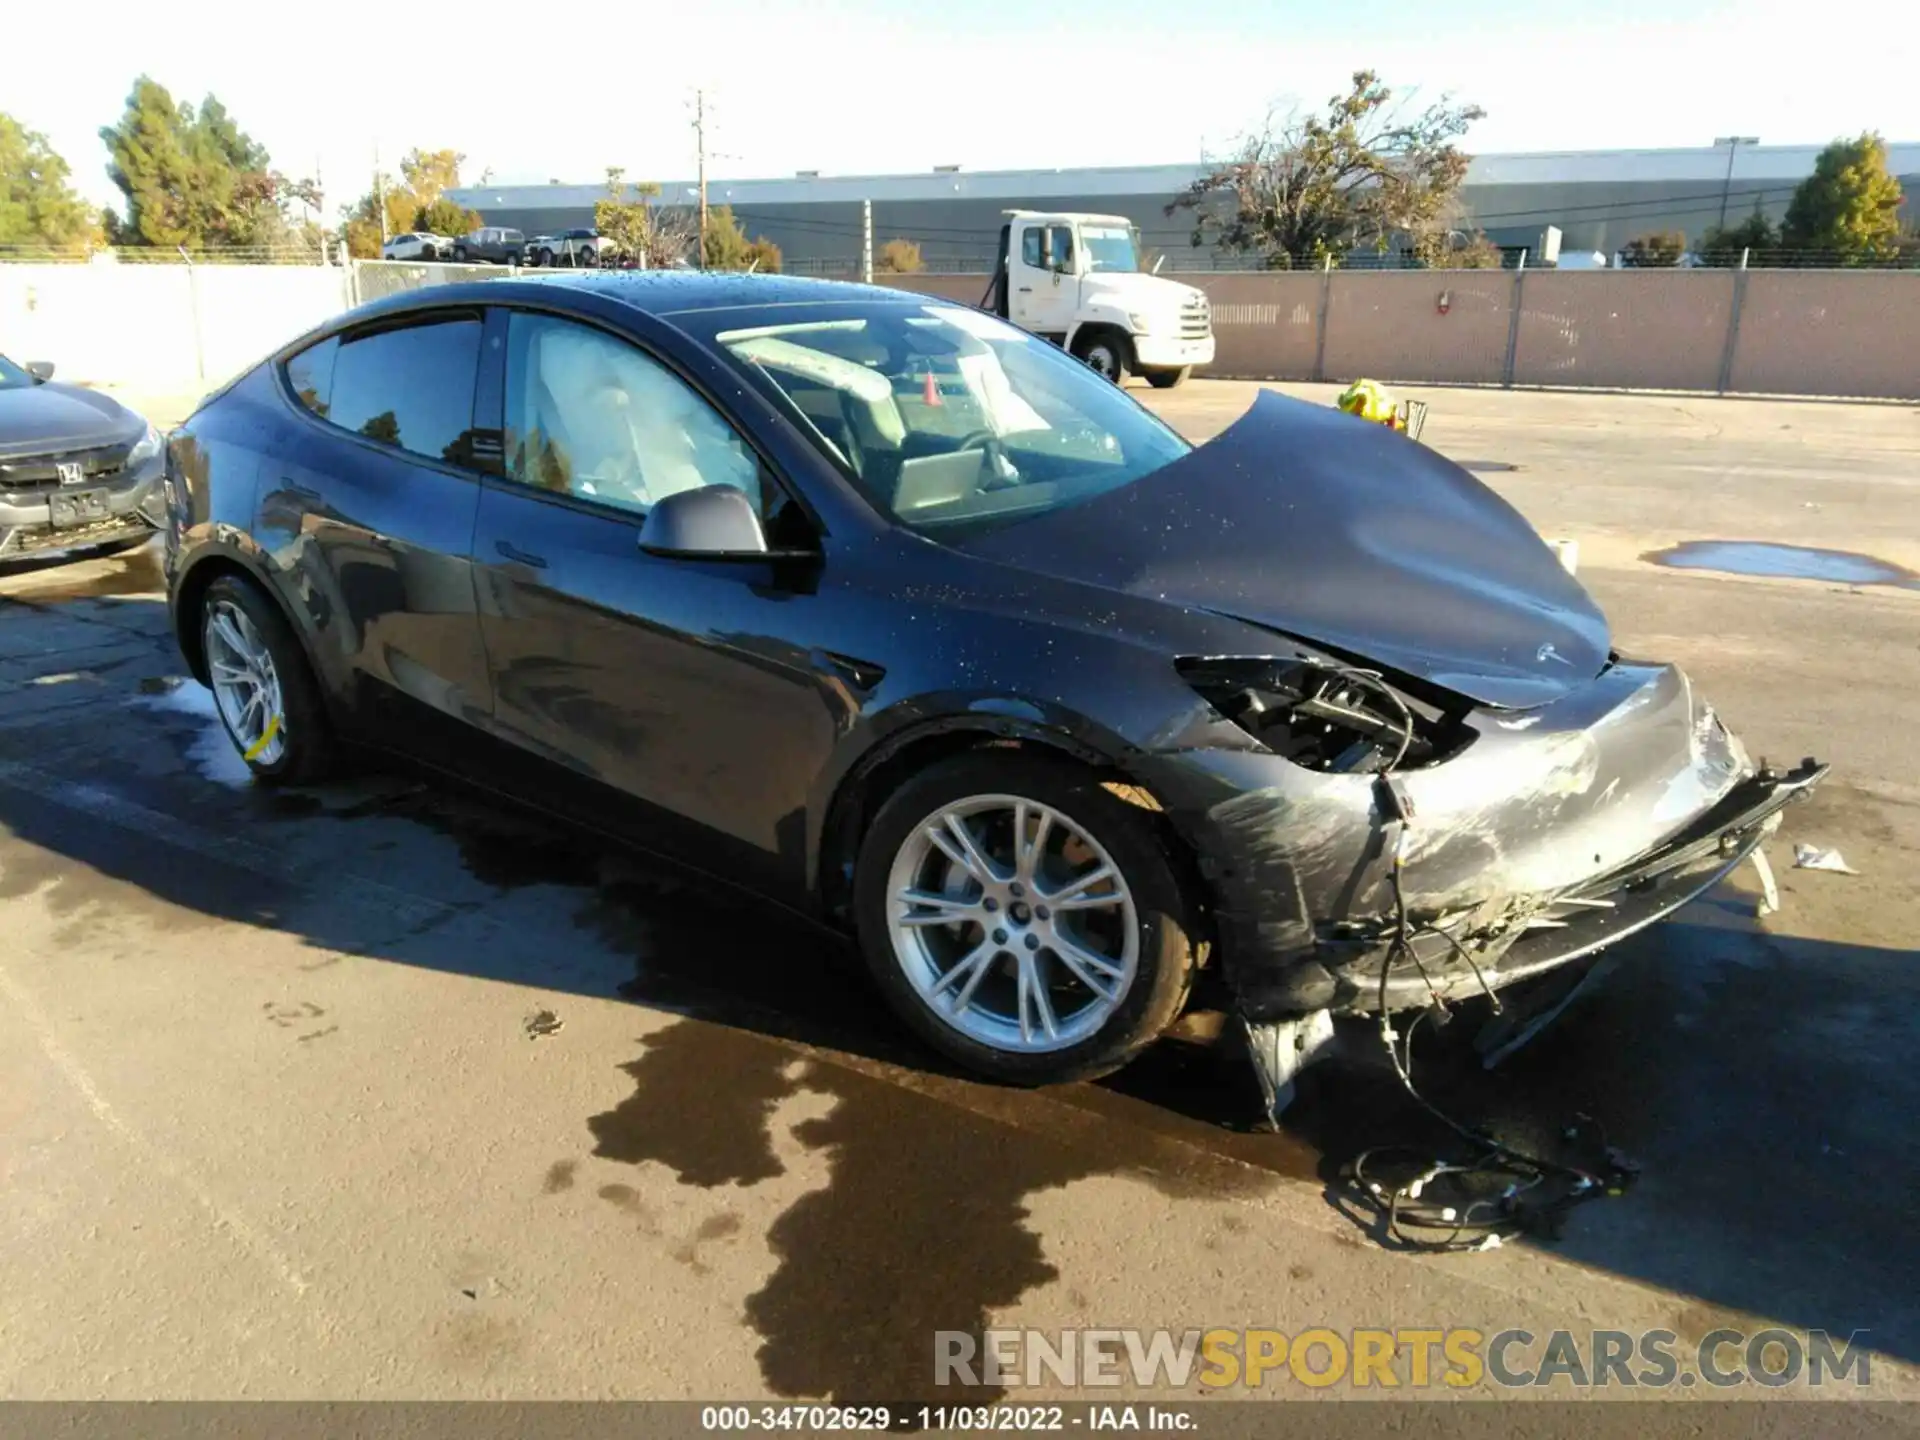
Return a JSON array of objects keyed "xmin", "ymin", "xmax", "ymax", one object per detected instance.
[
  {"xmin": 285, "ymin": 336, "xmax": 338, "ymax": 419},
  {"xmin": 324, "ymin": 316, "xmax": 484, "ymax": 467}
]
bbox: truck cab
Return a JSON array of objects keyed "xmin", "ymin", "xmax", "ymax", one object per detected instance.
[{"xmin": 985, "ymin": 210, "xmax": 1213, "ymax": 388}]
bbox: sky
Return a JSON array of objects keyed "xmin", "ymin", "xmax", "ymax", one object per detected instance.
[{"xmin": 11, "ymin": 0, "xmax": 1919, "ymax": 222}]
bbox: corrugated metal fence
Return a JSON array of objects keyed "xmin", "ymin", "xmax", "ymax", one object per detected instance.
[{"xmin": 881, "ymin": 268, "xmax": 1920, "ymax": 400}]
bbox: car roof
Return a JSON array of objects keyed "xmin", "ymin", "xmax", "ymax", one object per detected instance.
[{"xmin": 344, "ymin": 271, "xmax": 941, "ymax": 326}]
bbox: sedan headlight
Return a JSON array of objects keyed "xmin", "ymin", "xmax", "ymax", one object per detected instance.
[
  {"xmin": 126, "ymin": 422, "xmax": 163, "ymax": 470},
  {"xmin": 1177, "ymin": 657, "xmax": 1477, "ymax": 773}
]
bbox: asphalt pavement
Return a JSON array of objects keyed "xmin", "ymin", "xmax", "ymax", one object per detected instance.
[{"xmin": 2, "ymin": 381, "xmax": 1916, "ymax": 1412}]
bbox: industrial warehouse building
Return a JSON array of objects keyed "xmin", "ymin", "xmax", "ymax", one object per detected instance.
[{"xmin": 447, "ymin": 142, "xmax": 1920, "ymax": 271}]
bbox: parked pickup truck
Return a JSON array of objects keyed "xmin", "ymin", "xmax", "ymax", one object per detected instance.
[{"xmin": 526, "ymin": 228, "xmax": 618, "ymax": 267}]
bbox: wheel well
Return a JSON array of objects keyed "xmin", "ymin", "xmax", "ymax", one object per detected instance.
[
  {"xmin": 1070, "ymin": 323, "xmax": 1133, "ymax": 366},
  {"xmin": 818, "ymin": 725, "xmax": 1215, "ymax": 954},
  {"xmin": 172, "ymin": 557, "xmax": 262, "ymax": 683}
]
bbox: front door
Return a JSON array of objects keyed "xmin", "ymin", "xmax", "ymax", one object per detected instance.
[
  {"xmin": 468, "ymin": 308, "xmax": 846, "ymax": 897},
  {"xmin": 1008, "ymin": 220, "xmax": 1077, "ymax": 341},
  {"xmin": 261, "ymin": 312, "xmax": 493, "ymax": 750}
]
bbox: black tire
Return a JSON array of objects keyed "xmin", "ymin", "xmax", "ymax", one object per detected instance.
[
  {"xmin": 1144, "ymin": 366, "xmax": 1192, "ymax": 390},
  {"xmin": 853, "ymin": 750, "xmax": 1199, "ymax": 1085},
  {"xmin": 197, "ymin": 574, "xmax": 336, "ymax": 787},
  {"xmin": 452, "ymin": 246, "xmax": 469, "ymax": 263},
  {"xmin": 534, "ymin": 248, "xmax": 553, "ymax": 267},
  {"xmin": 1072, "ymin": 328, "xmax": 1132, "ymax": 386}
]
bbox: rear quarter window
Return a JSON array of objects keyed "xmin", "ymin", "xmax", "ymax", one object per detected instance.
[{"xmin": 284, "ymin": 335, "xmax": 339, "ymax": 418}]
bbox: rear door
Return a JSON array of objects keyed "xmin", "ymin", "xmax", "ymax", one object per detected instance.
[{"xmin": 260, "ymin": 310, "xmax": 494, "ymax": 753}]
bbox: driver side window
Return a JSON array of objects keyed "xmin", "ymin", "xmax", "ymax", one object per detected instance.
[{"xmin": 502, "ymin": 312, "xmax": 762, "ymax": 518}]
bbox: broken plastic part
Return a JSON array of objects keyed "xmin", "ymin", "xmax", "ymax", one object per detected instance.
[
  {"xmin": 1241, "ymin": 1009, "xmax": 1339, "ymax": 1125},
  {"xmin": 1793, "ymin": 844, "xmax": 1858, "ymax": 875},
  {"xmin": 1750, "ymin": 847, "xmax": 1780, "ymax": 915}
]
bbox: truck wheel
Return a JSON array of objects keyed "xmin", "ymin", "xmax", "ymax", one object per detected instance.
[
  {"xmin": 534, "ymin": 248, "xmax": 552, "ymax": 267},
  {"xmin": 452, "ymin": 246, "xmax": 469, "ymax": 263},
  {"xmin": 1073, "ymin": 330, "xmax": 1131, "ymax": 386},
  {"xmin": 1144, "ymin": 366, "xmax": 1192, "ymax": 390}
]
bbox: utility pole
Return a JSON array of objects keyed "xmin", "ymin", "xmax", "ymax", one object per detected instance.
[
  {"xmin": 862, "ymin": 199, "xmax": 873, "ymax": 283},
  {"xmin": 698, "ymin": 99, "xmax": 708, "ymax": 268},
  {"xmin": 374, "ymin": 142, "xmax": 389, "ymax": 244},
  {"xmin": 1713, "ymin": 136, "xmax": 1759, "ymax": 231}
]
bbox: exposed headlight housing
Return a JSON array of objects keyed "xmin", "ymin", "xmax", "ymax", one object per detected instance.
[
  {"xmin": 1177, "ymin": 656, "xmax": 1477, "ymax": 773},
  {"xmin": 126, "ymin": 422, "xmax": 163, "ymax": 470}
]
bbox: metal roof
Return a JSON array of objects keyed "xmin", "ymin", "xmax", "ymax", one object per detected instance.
[{"xmin": 448, "ymin": 143, "xmax": 1920, "ymax": 214}]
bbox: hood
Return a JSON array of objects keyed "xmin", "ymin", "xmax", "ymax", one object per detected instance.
[
  {"xmin": 1081, "ymin": 271, "xmax": 1200, "ymax": 313},
  {"xmin": 0, "ymin": 382, "xmax": 142, "ymax": 458},
  {"xmin": 956, "ymin": 390, "xmax": 1611, "ymax": 710}
]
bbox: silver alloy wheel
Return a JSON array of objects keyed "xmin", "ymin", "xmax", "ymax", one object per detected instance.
[
  {"xmin": 1084, "ymin": 342, "xmax": 1120, "ymax": 380},
  {"xmin": 885, "ymin": 793, "xmax": 1140, "ymax": 1054},
  {"xmin": 203, "ymin": 599, "xmax": 287, "ymax": 768}
]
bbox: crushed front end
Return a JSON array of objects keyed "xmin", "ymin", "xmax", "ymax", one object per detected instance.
[{"xmin": 1140, "ymin": 650, "xmax": 1826, "ymax": 1108}]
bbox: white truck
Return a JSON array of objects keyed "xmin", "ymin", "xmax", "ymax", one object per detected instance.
[{"xmin": 982, "ymin": 210, "xmax": 1213, "ymax": 389}]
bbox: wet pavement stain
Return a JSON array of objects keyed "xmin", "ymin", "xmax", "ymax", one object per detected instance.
[
  {"xmin": 542, "ymin": 1160, "xmax": 578, "ymax": 1194},
  {"xmin": 1644, "ymin": 540, "xmax": 1920, "ymax": 589},
  {"xmin": 587, "ymin": 1014, "xmax": 1276, "ymax": 1403}
]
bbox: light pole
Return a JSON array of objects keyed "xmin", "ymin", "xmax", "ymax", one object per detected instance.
[{"xmin": 1714, "ymin": 136, "xmax": 1759, "ymax": 231}]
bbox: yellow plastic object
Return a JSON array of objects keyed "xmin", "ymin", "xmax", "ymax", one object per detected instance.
[{"xmin": 1337, "ymin": 378, "xmax": 1401, "ymax": 426}]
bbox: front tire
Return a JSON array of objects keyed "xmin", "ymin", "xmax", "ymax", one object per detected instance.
[
  {"xmin": 853, "ymin": 751, "xmax": 1199, "ymax": 1085},
  {"xmin": 1072, "ymin": 328, "xmax": 1132, "ymax": 387},
  {"xmin": 452, "ymin": 246, "xmax": 469, "ymax": 263},
  {"xmin": 199, "ymin": 574, "xmax": 335, "ymax": 786},
  {"xmin": 1144, "ymin": 366, "xmax": 1192, "ymax": 390}
]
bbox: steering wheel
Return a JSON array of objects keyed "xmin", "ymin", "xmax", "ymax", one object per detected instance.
[{"xmin": 950, "ymin": 429, "xmax": 1021, "ymax": 489}]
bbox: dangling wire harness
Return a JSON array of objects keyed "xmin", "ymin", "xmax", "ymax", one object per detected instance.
[{"xmin": 1343, "ymin": 772, "xmax": 1641, "ymax": 1253}]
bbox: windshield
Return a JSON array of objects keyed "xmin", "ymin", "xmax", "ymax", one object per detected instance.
[
  {"xmin": 0, "ymin": 354, "xmax": 34, "ymax": 391},
  {"xmin": 689, "ymin": 302, "xmax": 1190, "ymax": 538},
  {"xmin": 1081, "ymin": 224, "xmax": 1140, "ymax": 273}
]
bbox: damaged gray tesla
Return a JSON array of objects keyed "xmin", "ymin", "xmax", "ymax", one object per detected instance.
[{"xmin": 162, "ymin": 277, "xmax": 1825, "ymax": 1114}]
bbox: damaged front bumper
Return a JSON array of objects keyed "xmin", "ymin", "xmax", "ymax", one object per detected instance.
[{"xmin": 1143, "ymin": 659, "xmax": 1828, "ymax": 1024}]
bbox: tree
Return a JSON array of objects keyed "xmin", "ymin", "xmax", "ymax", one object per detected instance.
[
  {"xmin": 1780, "ymin": 133, "xmax": 1905, "ymax": 265},
  {"xmin": 400, "ymin": 149, "xmax": 463, "ymax": 210},
  {"xmin": 594, "ymin": 166, "xmax": 695, "ymax": 267},
  {"xmin": 1167, "ymin": 70, "xmax": 1483, "ymax": 268},
  {"xmin": 877, "ymin": 237, "xmax": 923, "ymax": 273},
  {"xmin": 415, "ymin": 196, "xmax": 479, "ymax": 238},
  {"xmin": 0, "ymin": 112, "xmax": 101, "ymax": 252},
  {"xmin": 99, "ymin": 77, "xmax": 309, "ymax": 252},
  {"xmin": 341, "ymin": 149, "xmax": 478, "ymax": 257},
  {"xmin": 1618, "ymin": 230, "xmax": 1686, "ymax": 267},
  {"xmin": 1698, "ymin": 208, "xmax": 1777, "ymax": 267},
  {"xmin": 1413, "ymin": 229, "xmax": 1503, "ymax": 268},
  {"xmin": 703, "ymin": 204, "xmax": 781, "ymax": 271}
]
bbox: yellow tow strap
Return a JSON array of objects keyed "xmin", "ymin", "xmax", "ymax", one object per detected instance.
[{"xmin": 244, "ymin": 714, "xmax": 283, "ymax": 762}]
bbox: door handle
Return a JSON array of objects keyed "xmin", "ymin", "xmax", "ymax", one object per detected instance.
[
  {"xmin": 494, "ymin": 539, "xmax": 548, "ymax": 569},
  {"xmin": 1016, "ymin": 286, "xmax": 1033, "ymax": 293}
]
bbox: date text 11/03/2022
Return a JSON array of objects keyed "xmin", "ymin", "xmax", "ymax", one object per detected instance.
[{"xmin": 700, "ymin": 1406, "xmax": 1193, "ymax": 1431}]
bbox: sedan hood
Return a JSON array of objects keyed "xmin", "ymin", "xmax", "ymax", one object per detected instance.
[
  {"xmin": 957, "ymin": 389, "xmax": 1611, "ymax": 709},
  {"xmin": 0, "ymin": 382, "xmax": 141, "ymax": 458}
]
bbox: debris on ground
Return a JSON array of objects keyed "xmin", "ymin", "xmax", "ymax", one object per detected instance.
[
  {"xmin": 524, "ymin": 1009, "xmax": 563, "ymax": 1039},
  {"xmin": 1792, "ymin": 844, "xmax": 1859, "ymax": 875}
]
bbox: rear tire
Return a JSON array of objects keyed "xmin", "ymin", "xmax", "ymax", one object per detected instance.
[
  {"xmin": 1144, "ymin": 366, "xmax": 1192, "ymax": 390},
  {"xmin": 452, "ymin": 246, "xmax": 469, "ymax": 263},
  {"xmin": 853, "ymin": 751, "xmax": 1198, "ymax": 1085},
  {"xmin": 198, "ymin": 574, "xmax": 336, "ymax": 787},
  {"xmin": 1072, "ymin": 328, "xmax": 1132, "ymax": 387}
]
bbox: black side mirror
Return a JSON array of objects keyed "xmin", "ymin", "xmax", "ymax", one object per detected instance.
[
  {"xmin": 26, "ymin": 361, "xmax": 55, "ymax": 382},
  {"xmin": 638, "ymin": 486, "xmax": 779, "ymax": 559}
]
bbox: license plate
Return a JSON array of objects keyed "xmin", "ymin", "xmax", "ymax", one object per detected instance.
[{"xmin": 49, "ymin": 488, "xmax": 110, "ymax": 528}]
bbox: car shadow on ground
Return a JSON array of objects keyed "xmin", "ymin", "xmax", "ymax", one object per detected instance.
[{"xmin": 2, "ymin": 582, "xmax": 1916, "ymax": 1396}]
